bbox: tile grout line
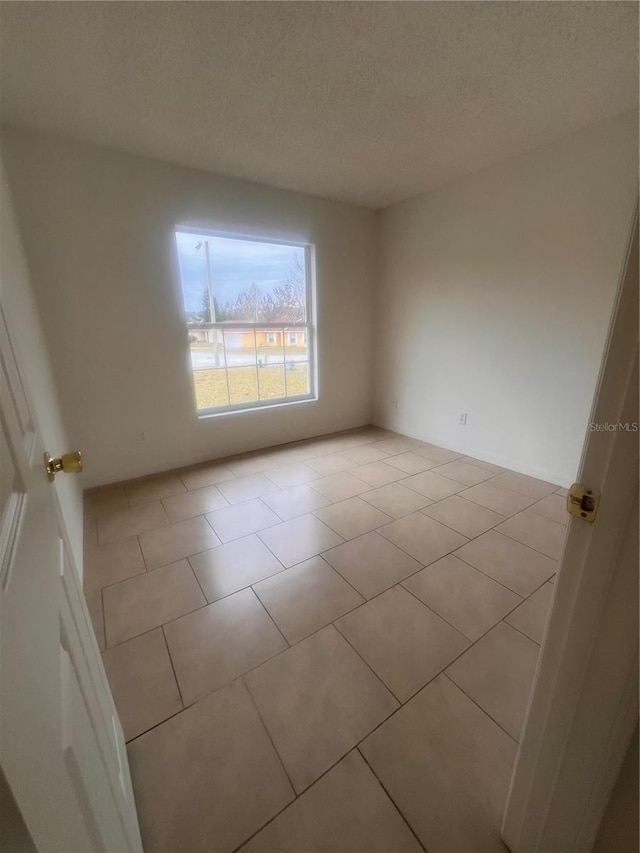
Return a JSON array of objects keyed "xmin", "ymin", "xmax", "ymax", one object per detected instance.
[
  {"xmin": 526, "ymin": 505, "xmax": 569, "ymax": 527},
  {"xmin": 250, "ymin": 586, "xmax": 292, "ymax": 649},
  {"xmin": 176, "ymin": 637, "xmax": 297, "ymax": 714},
  {"xmin": 86, "ymin": 429, "xmax": 560, "ymax": 825},
  {"xmin": 259, "ymin": 494, "xmax": 331, "ymax": 524},
  {"xmin": 339, "ymin": 570, "xmax": 554, "ymax": 718},
  {"xmin": 92, "ymin": 481, "xmax": 555, "ymax": 657},
  {"xmin": 100, "ymin": 552, "xmax": 291, "ymax": 652},
  {"xmin": 163, "ymin": 605, "xmax": 380, "ymax": 714},
  {"xmin": 160, "ymin": 624, "xmax": 186, "ymax": 710},
  {"xmin": 491, "ymin": 524, "xmax": 567, "ymax": 562},
  {"xmin": 254, "ymin": 522, "xmax": 344, "ymax": 570},
  {"xmin": 359, "ymin": 491, "xmax": 434, "ymax": 516},
  {"xmin": 503, "ymin": 613, "xmax": 545, "ymax": 647},
  {"xmin": 309, "ymin": 503, "xmax": 394, "ymax": 542},
  {"xmin": 399, "ymin": 582, "xmax": 486, "ymax": 644},
  {"xmin": 231, "ymin": 740, "xmax": 431, "ymax": 853},
  {"xmin": 420, "ymin": 494, "xmax": 509, "ymax": 531},
  {"xmin": 401, "ymin": 546, "xmax": 527, "ymax": 599},
  {"xmin": 179, "ymin": 468, "xmax": 238, "ymax": 491},
  {"xmin": 356, "ymin": 746, "xmax": 429, "ymax": 853},
  {"xmin": 308, "ymin": 554, "xmax": 369, "ymax": 604},
  {"xmin": 243, "ymin": 603, "xmax": 527, "ymax": 766},
  {"xmin": 331, "ymin": 622, "xmax": 402, "ymax": 705},
  {"xmin": 84, "ymin": 426, "xmax": 553, "ymax": 499},
  {"xmin": 416, "ymin": 510, "xmax": 503, "ymax": 541},
  {"xmin": 226, "ymin": 745, "xmax": 373, "ymax": 852},
  {"xmin": 374, "ymin": 522, "xmax": 469, "ymax": 570},
  {"xmin": 441, "ymin": 672, "xmax": 520, "ymax": 746},
  {"xmin": 240, "ymin": 676, "xmax": 298, "ymax": 796},
  {"xmin": 104, "ymin": 446, "xmax": 528, "ymax": 568},
  {"xmin": 113, "ymin": 554, "xmax": 552, "ymax": 706},
  {"xmin": 461, "ymin": 481, "xmax": 551, "ymax": 507},
  {"xmin": 452, "ymin": 545, "xmax": 557, "ymax": 597},
  {"xmin": 125, "ymin": 703, "xmax": 188, "ymax": 746},
  {"xmin": 88, "ymin": 439, "xmax": 535, "ymax": 547},
  {"xmin": 162, "ymin": 481, "xmax": 231, "ymax": 516},
  {"xmin": 85, "ymin": 428, "xmax": 380, "ymax": 501},
  {"xmin": 95, "ymin": 507, "xmax": 554, "ymax": 651},
  {"xmin": 185, "ymin": 556, "xmax": 210, "ymax": 606},
  {"xmin": 135, "ymin": 534, "xmax": 149, "ymax": 571},
  {"xmin": 205, "ymin": 494, "xmax": 287, "ymax": 534},
  {"xmin": 457, "ymin": 456, "xmax": 508, "ymax": 475}
]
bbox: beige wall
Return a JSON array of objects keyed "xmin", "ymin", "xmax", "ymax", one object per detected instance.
[
  {"xmin": 0, "ymin": 153, "xmax": 83, "ymax": 565},
  {"xmin": 374, "ymin": 111, "xmax": 638, "ymax": 486},
  {"xmin": 1, "ymin": 128, "xmax": 376, "ymax": 487},
  {"xmin": 2, "ymin": 113, "xmax": 637, "ymax": 491}
]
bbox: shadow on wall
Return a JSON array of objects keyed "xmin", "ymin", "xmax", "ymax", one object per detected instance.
[{"xmin": 592, "ymin": 724, "xmax": 639, "ymax": 853}]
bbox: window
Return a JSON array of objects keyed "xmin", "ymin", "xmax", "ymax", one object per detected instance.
[{"xmin": 174, "ymin": 229, "xmax": 315, "ymax": 415}]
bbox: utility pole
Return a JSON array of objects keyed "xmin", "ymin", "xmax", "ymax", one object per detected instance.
[{"xmin": 196, "ymin": 240, "xmax": 221, "ymax": 368}]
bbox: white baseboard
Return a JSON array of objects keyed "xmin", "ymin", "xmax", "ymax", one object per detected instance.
[
  {"xmin": 374, "ymin": 418, "xmax": 574, "ymax": 488},
  {"xmin": 82, "ymin": 420, "xmax": 373, "ymax": 490}
]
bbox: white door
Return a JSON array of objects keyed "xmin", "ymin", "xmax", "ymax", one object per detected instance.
[
  {"xmin": 502, "ymin": 215, "xmax": 638, "ymax": 852},
  {"xmin": 0, "ymin": 261, "xmax": 142, "ymax": 847}
]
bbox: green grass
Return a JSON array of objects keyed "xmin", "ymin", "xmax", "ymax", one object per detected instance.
[{"xmin": 193, "ymin": 364, "xmax": 309, "ymax": 410}]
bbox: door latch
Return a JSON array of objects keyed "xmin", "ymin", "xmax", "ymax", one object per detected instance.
[
  {"xmin": 44, "ymin": 451, "xmax": 83, "ymax": 482},
  {"xmin": 566, "ymin": 483, "xmax": 600, "ymax": 523}
]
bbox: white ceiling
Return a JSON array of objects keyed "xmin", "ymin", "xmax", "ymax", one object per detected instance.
[{"xmin": 0, "ymin": 2, "xmax": 637, "ymax": 209}]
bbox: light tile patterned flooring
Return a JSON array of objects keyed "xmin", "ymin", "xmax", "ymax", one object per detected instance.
[{"xmin": 83, "ymin": 427, "xmax": 568, "ymax": 853}]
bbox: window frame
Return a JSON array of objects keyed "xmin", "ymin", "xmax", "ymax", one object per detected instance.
[{"xmin": 174, "ymin": 227, "xmax": 317, "ymax": 419}]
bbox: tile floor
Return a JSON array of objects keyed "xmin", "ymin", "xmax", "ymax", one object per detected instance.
[{"xmin": 83, "ymin": 426, "xmax": 567, "ymax": 853}]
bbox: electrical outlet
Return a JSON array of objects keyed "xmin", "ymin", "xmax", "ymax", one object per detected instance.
[
  {"xmin": 392, "ymin": 399, "xmax": 398, "ymax": 409},
  {"xmin": 458, "ymin": 413, "xmax": 468, "ymax": 425},
  {"xmin": 137, "ymin": 431, "xmax": 146, "ymax": 443}
]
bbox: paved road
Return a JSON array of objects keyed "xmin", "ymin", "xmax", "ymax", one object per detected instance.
[{"xmin": 191, "ymin": 348, "xmax": 307, "ymax": 370}]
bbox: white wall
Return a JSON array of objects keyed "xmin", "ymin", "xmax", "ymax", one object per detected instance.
[
  {"xmin": 3, "ymin": 114, "xmax": 637, "ymax": 491},
  {"xmin": 0, "ymin": 128, "xmax": 376, "ymax": 488},
  {"xmin": 374, "ymin": 111, "xmax": 638, "ymax": 486},
  {"xmin": 0, "ymin": 153, "xmax": 83, "ymax": 565}
]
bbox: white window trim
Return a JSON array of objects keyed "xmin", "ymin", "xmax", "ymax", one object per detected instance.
[{"xmin": 174, "ymin": 229, "xmax": 317, "ymax": 418}]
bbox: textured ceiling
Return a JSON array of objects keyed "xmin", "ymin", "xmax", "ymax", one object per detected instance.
[{"xmin": 0, "ymin": 2, "xmax": 637, "ymax": 208}]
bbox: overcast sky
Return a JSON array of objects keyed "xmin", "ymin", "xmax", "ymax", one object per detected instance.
[{"xmin": 175, "ymin": 231, "xmax": 304, "ymax": 314}]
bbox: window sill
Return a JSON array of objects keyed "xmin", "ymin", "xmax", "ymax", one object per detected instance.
[{"xmin": 196, "ymin": 395, "xmax": 318, "ymax": 420}]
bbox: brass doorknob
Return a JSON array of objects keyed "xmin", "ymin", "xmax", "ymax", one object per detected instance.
[{"xmin": 44, "ymin": 451, "xmax": 83, "ymax": 482}]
